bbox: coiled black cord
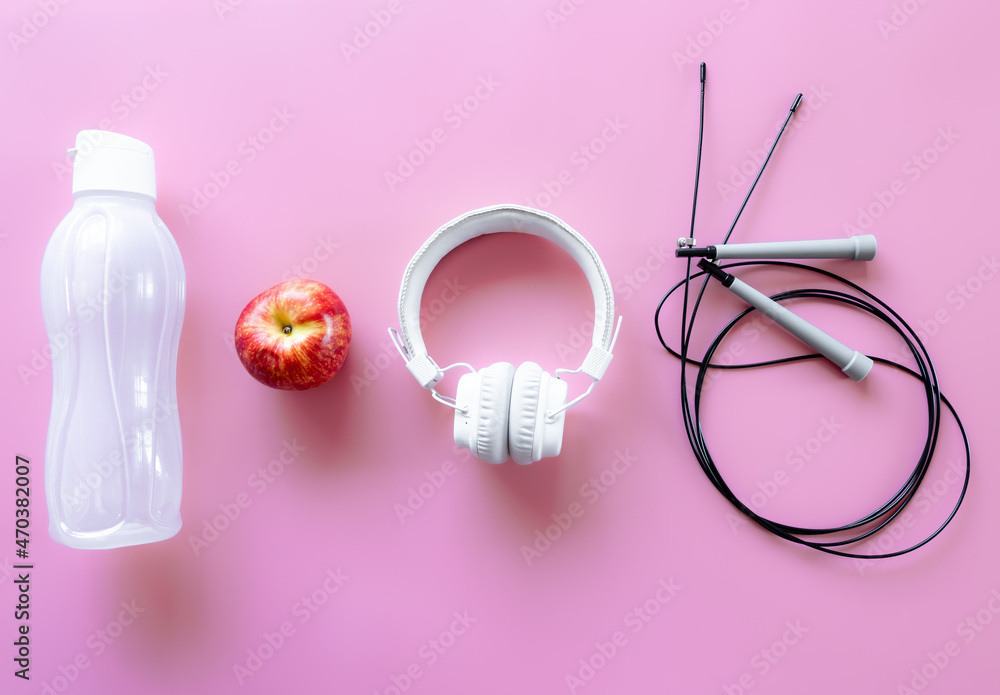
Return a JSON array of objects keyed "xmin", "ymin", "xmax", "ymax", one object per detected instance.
[{"xmin": 655, "ymin": 261, "xmax": 971, "ymax": 559}]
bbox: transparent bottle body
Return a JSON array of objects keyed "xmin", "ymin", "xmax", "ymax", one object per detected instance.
[{"xmin": 41, "ymin": 192, "xmax": 185, "ymax": 549}]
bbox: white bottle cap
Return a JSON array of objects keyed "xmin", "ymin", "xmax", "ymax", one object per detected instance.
[{"xmin": 69, "ymin": 130, "xmax": 157, "ymax": 200}]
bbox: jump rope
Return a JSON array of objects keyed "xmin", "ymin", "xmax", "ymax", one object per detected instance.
[{"xmin": 654, "ymin": 64, "xmax": 971, "ymax": 559}]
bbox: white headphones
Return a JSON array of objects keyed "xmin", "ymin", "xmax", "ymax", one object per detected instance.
[{"xmin": 389, "ymin": 204, "xmax": 621, "ymax": 465}]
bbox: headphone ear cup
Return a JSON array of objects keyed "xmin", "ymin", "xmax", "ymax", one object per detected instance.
[
  {"xmin": 509, "ymin": 362, "xmax": 569, "ymax": 465},
  {"xmin": 463, "ymin": 362, "xmax": 514, "ymax": 464},
  {"xmin": 508, "ymin": 362, "xmax": 544, "ymax": 465}
]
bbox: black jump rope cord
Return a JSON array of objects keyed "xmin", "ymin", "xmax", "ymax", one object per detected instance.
[{"xmin": 656, "ymin": 64, "xmax": 971, "ymax": 559}]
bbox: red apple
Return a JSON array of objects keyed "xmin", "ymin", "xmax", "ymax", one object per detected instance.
[{"xmin": 234, "ymin": 279, "xmax": 351, "ymax": 390}]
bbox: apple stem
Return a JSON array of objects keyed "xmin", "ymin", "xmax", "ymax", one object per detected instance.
[{"xmin": 283, "ymin": 325, "xmax": 292, "ymax": 335}]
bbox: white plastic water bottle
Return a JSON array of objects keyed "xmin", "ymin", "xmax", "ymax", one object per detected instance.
[{"xmin": 41, "ymin": 131, "xmax": 186, "ymax": 549}]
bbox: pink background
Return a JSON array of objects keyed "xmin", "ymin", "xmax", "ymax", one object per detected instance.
[{"xmin": 2, "ymin": 1, "xmax": 999, "ymax": 693}]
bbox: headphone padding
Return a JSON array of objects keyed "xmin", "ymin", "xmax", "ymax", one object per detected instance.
[
  {"xmin": 476, "ymin": 363, "xmax": 515, "ymax": 464},
  {"xmin": 508, "ymin": 362, "xmax": 544, "ymax": 465}
]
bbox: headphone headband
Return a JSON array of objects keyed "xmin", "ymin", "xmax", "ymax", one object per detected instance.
[{"xmin": 395, "ymin": 204, "xmax": 617, "ymax": 390}]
